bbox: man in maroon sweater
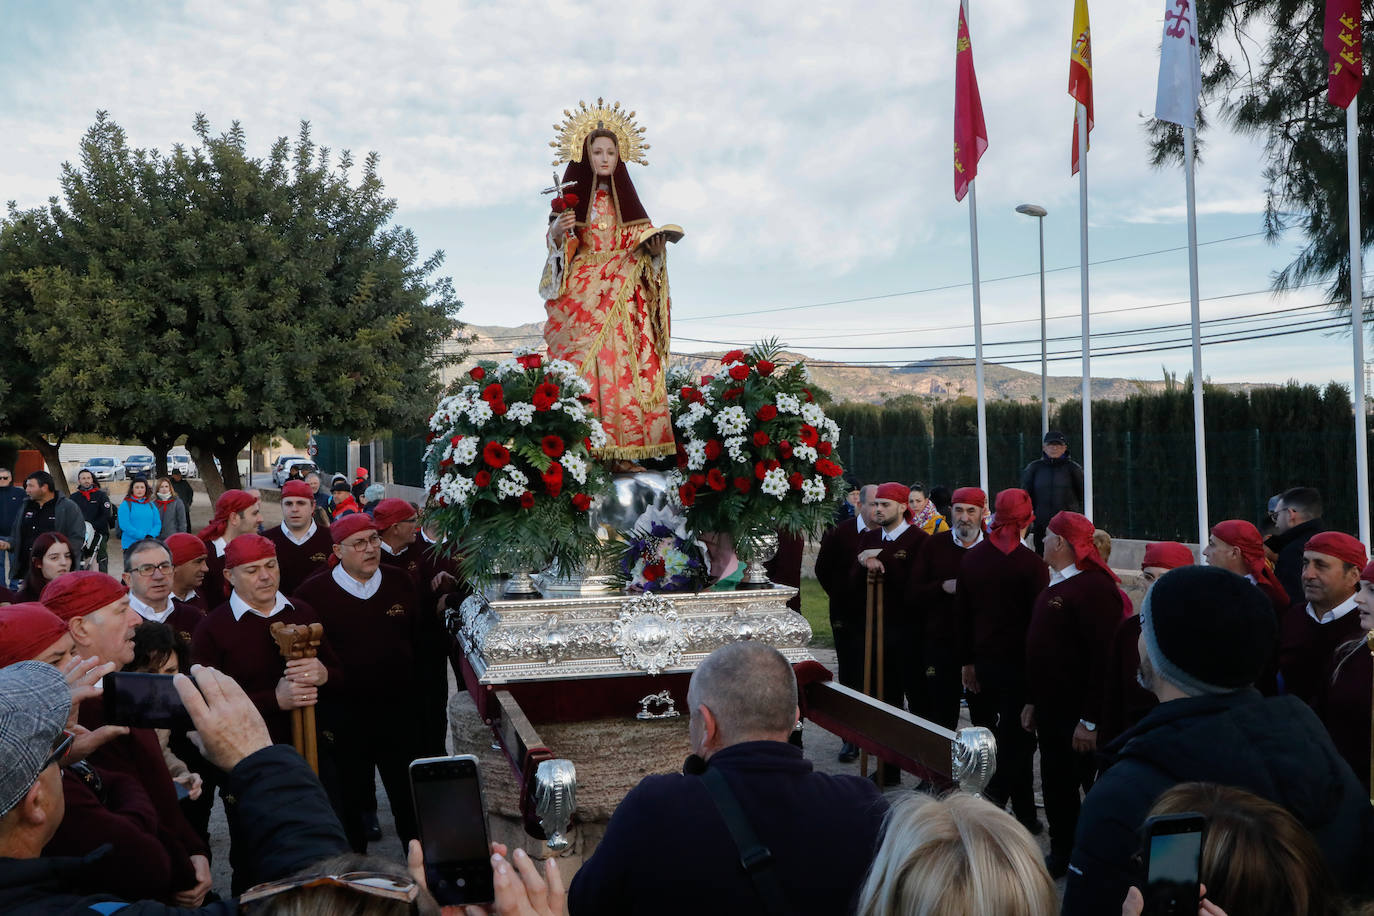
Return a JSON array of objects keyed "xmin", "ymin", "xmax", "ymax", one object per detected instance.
[
  {"xmin": 265, "ymin": 480, "xmax": 333, "ymax": 596},
  {"xmin": 294, "ymin": 514, "xmax": 424, "ymax": 853},
  {"xmin": 40, "ymin": 570, "xmax": 213, "ymax": 906},
  {"xmin": 957, "ymin": 488, "xmax": 1047, "ymax": 834},
  {"xmin": 847, "ymin": 482, "xmax": 928, "ymax": 785},
  {"xmin": 1279, "ymin": 530, "xmax": 1366, "ymax": 705},
  {"xmin": 814, "ymin": 484, "xmax": 873, "ymax": 763},
  {"xmin": 909, "ymin": 486, "xmax": 986, "ymax": 731},
  {"xmin": 166, "ymin": 532, "xmax": 210, "ymax": 610},
  {"xmin": 195, "ymin": 489, "xmax": 261, "ymax": 602},
  {"xmin": 1204, "ymin": 519, "xmax": 1289, "ymax": 618},
  {"xmin": 122, "ymin": 538, "xmax": 205, "ymax": 645},
  {"xmin": 1024, "ymin": 510, "xmax": 1123, "ymax": 877}
]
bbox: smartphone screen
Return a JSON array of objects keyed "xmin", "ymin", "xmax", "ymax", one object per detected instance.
[
  {"xmin": 102, "ymin": 672, "xmax": 194, "ymax": 730},
  {"xmin": 1143, "ymin": 813, "xmax": 1206, "ymax": 916},
  {"xmin": 410, "ymin": 755, "xmax": 493, "ymax": 906}
]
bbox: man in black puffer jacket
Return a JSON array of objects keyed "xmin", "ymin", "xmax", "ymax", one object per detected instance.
[
  {"xmin": 1020, "ymin": 431, "xmax": 1084, "ymax": 554},
  {"xmin": 1061, "ymin": 566, "xmax": 1374, "ymax": 915}
]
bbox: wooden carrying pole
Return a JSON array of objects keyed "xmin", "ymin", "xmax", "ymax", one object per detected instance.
[
  {"xmin": 270, "ymin": 621, "xmax": 323, "ymax": 775},
  {"xmin": 859, "ymin": 570, "xmax": 886, "ymax": 780}
]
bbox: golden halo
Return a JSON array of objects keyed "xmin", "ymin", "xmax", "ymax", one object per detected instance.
[{"xmin": 549, "ymin": 98, "xmax": 650, "ymax": 167}]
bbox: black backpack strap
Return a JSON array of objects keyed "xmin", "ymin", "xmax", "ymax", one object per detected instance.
[{"xmin": 698, "ymin": 766, "xmax": 789, "ymax": 916}]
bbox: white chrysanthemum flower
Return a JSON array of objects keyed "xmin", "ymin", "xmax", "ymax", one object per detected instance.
[
  {"xmin": 714, "ymin": 406, "xmax": 749, "ymax": 436},
  {"xmin": 685, "ymin": 439, "xmax": 707, "ymax": 471},
  {"xmin": 465, "ymin": 400, "xmax": 494, "ymax": 426},
  {"xmin": 665, "ymin": 468, "xmax": 684, "ymax": 488},
  {"xmin": 493, "ymin": 358, "xmax": 521, "ymax": 377},
  {"xmin": 793, "ymin": 444, "xmax": 819, "ymax": 464},
  {"xmin": 544, "ymin": 358, "xmax": 580, "ymax": 379},
  {"xmin": 559, "ymin": 399, "xmax": 587, "ymax": 421},
  {"xmin": 675, "ymin": 400, "xmax": 708, "ymax": 431},
  {"xmin": 801, "ymin": 403, "xmax": 825, "ymax": 427},
  {"xmin": 774, "ymin": 392, "xmax": 802, "ymax": 415},
  {"xmin": 453, "ymin": 437, "xmax": 478, "ymax": 465},
  {"xmin": 496, "ymin": 474, "xmax": 526, "ymax": 498},
  {"xmin": 562, "ymin": 452, "xmax": 588, "ymax": 485},
  {"xmin": 823, "ymin": 418, "xmax": 840, "ymax": 442},
  {"xmin": 512, "ymin": 345, "xmax": 536, "ymax": 358},
  {"xmin": 507, "ymin": 402, "xmax": 537, "ymax": 426},
  {"xmin": 725, "ymin": 436, "xmax": 747, "ymax": 463},
  {"xmin": 801, "ymin": 476, "xmax": 827, "ymax": 504},
  {"xmin": 440, "ymin": 474, "xmax": 475, "ymax": 507},
  {"xmin": 588, "ymin": 420, "xmax": 608, "ymax": 448},
  {"xmin": 759, "ymin": 467, "xmax": 789, "ymax": 499}
]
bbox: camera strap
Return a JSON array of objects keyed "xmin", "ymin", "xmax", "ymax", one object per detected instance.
[{"xmin": 697, "ymin": 766, "xmax": 789, "ymax": 916}]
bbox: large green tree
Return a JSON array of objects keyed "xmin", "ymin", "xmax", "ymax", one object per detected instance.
[{"xmin": 0, "ymin": 113, "xmax": 466, "ymax": 496}]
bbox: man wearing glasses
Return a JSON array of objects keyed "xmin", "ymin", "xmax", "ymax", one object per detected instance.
[
  {"xmin": 1265, "ymin": 486, "xmax": 1331, "ymax": 605},
  {"xmin": 123, "ymin": 537, "xmax": 207, "ymax": 645},
  {"xmin": 294, "ymin": 514, "xmax": 423, "ymax": 855},
  {"xmin": 0, "ymin": 467, "xmax": 24, "ymax": 584}
]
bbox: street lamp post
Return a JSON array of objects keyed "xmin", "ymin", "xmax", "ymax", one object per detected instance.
[{"xmin": 1015, "ymin": 203, "xmax": 1049, "ymax": 436}]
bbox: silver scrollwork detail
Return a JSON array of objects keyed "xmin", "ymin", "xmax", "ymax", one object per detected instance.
[
  {"xmin": 533, "ymin": 759, "xmax": 577, "ymax": 851},
  {"xmin": 611, "ymin": 594, "xmax": 687, "ymax": 676},
  {"xmin": 951, "ymin": 726, "xmax": 998, "ymax": 797},
  {"xmin": 636, "ymin": 690, "xmax": 680, "ymax": 720}
]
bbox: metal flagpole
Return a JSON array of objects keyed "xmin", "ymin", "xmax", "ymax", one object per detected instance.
[
  {"xmin": 1078, "ymin": 101, "xmax": 1092, "ymax": 518},
  {"xmin": 970, "ymin": 179, "xmax": 990, "ymax": 495},
  {"xmin": 1348, "ymin": 100, "xmax": 1370, "ymax": 549},
  {"xmin": 1039, "ymin": 215, "xmax": 1049, "ymax": 437},
  {"xmin": 1184, "ymin": 127, "xmax": 1208, "ymax": 546}
]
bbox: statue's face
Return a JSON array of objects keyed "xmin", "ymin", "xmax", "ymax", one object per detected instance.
[{"xmin": 588, "ymin": 135, "xmax": 619, "ymax": 177}]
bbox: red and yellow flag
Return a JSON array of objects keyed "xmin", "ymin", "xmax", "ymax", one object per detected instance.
[
  {"xmin": 954, "ymin": 3, "xmax": 988, "ymax": 202},
  {"xmin": 1068, "ymin": 0, "xmax": 1093, "ymax": 175},
  {"xmin": 1325, "ymin": 0, "xmax": 1362, "ymax": 108}
]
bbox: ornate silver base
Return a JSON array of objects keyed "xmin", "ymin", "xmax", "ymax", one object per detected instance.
[
  {"xmin": 736, "ymin": 558, "xmax": 775, "ymax": 590},
  {"xmin": 503, "ymin": 570, "xmax": 542, "ymax": 600}
]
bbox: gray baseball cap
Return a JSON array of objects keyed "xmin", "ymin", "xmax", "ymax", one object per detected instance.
[{"xmin": 0, "ymin": 661, "xmax": 71, "ymax": 817}]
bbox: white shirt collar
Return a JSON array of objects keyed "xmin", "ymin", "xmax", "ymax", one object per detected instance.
[
  {"xmin": 332, "ymin": 563, "xmax": 382, "ymax": 599},
  {"xmin": 212, "ymin": 537, "xmax": 227, "ymax": 557},
  {"xmin": 1307, "ymin": 592, "xmax": 1358, "ymax": 625},
  {"xmin": 380, "ymin": 539, "xmax": 406, "ymax": 556},
  {"xmin": 1245, "ymin": 573, "xmax": 1257, "ymax": 585},
  {"xmin": 280, "ymin": 521, "xmax": 318, "ymax": 546},
  {"xmin": 129, "ymin": 593, "xmax": 174, "ymax": 623},
  {"xmin": 953, "ymin": 529, "xmax": 984, "ymax": 549},
  {"xmin": 882, "ymin": 521, "xmax": 911, "ymax": 542},
  {"xmin": 173, "ymin": 589, "xmax": 198, "ymax": 603},
  {"xmin": 229, "ymin": 590, "xmax": 290, "ymax": 621},
  {"xmin": 1049, "ymin": 562, "xmax": 1081, "ymax": 586},
  {"xmin": 856, "ymin": 515, "xmax": 867, "ymax": 534}
]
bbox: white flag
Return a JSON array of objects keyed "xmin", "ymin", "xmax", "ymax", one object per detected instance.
[{"xmin": 1155, "ymin": 0, "xmax": 1202, "ymax": 127}]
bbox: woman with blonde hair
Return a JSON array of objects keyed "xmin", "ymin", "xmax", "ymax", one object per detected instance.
[{"xmin": 855, "ymin": 793, "xmax": 1057, "ymax": 916}]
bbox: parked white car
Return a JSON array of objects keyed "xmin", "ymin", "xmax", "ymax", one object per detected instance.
[
  {"xmin": 272, "ymin": 457, "xmax": 314, "ymax": 487},
  {"xmin": 168, "ymin": 454, "xmax": 197, "ymax": 478},
  {"xmin": 79, "ymin": 457, "xmax": 126, "ymax": 483}
]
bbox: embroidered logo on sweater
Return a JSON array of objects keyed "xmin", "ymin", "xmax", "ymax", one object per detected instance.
[{"xmin": 386, "ymin": 604, "xmax": 406, "ymax": 617}]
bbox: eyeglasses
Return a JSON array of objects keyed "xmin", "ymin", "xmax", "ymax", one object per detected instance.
[
  {"xmin": 342, "ymin": 535, "xmax": 382, "ymax": 552},
  {"xmin": 131, "ymin": 561, "xmax": 174, "ymax": 577},
  {"xmin": 45, "ymin": 731, "xmax": 74, "ymax": 769},
  {"xmin": 240, "ymin": 871, "xmax": 419, "ymax": 907},
  {"xmin": 0, "ymin": 475, "xmax": 11, "ymax": 481}
]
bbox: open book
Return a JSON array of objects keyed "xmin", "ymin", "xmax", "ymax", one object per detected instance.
[{"xmin": 635, "ymin": 223, "xmax": 685, "ymax": 255}]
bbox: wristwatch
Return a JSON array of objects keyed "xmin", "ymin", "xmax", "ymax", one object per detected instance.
[{"xmin": 1078, "ymin": 719, "xmax": 1097, "ymax": 732}]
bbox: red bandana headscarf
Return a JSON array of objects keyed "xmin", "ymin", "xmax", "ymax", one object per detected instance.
[
  {"xmin": 988, "ymin": 489, "xmax": 1033, "ymax": 554},
  {"xmin": 197, "ymin": 489, "xmax": 258, "ymax": 542},
  {"xmin": 1048, "ymin": 510, "xmax": 1120, "ymax": 582},
  {"xmin": 372, "ymin": 498, "xmax": 417, "ymax": 530},
  {"xmin": 1304, "ymin": 531, "xmax": 1368, "ymax": 570},
  {"xmin": 40, "ymin": 571, "xmax": 128, "ymax": 622},
  {"xmin": 165, "ymin": 532, "xmax": 208, "ymax": 566},
  {"xmin": 0, "ymin": 602, "xmax": 70, "ymax": 668},
  {"xmin": 1210, "ymin": 520, "xmax": 1284, "ymax": 595},
  {"xmin": 1141, "ymin": 541, "xmax": 1193, "ymax": 571},
  {"xmin": 875, "ymin": 482, "xmax": 913, "ymax": 523},
  {"xmin": 224, "ymin": 534, "xmax": 276, "ymax": 570},
  {"xmin": 279, "ymin": 480, "xmax": 314, "ymax": 502}
]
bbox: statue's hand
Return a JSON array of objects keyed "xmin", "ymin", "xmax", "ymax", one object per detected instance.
[
  {"xmin": 551, "ymin": 211, "xmax": 575, "ymax": 240},
  {"xmin": 644, "ymin": 235, "xmax": 667, "ymax": 257}
]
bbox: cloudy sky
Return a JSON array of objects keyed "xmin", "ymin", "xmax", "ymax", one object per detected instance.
[{"xmin": 1, "ymin": 0, "xmax": 1365, "ymax": 392}]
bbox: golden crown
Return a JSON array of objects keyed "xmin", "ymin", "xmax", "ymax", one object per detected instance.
[{"xmin": 549, "ymin": 98, "xmax": 649, "ymax": 167}]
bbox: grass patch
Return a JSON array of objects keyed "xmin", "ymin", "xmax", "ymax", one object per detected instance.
[{"xmin": 798, "ymin": 578, "xmax": 833, "ymax": 648}]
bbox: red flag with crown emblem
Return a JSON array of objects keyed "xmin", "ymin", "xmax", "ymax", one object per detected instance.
[
  {"xmin": 1326, "ymin": 0, "xmax": 1363, "ymax": 108},
  {"xmin": 954, "ymin": 3, "xmax": 988, "ymax": 202}
]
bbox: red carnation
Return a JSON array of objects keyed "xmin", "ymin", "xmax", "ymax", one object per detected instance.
[
  {"xmin": 788, "ymin": 471, "xmax": 804, "ymax": 490},
  {"xmin": 753, "ymin": 431, "xmax": 770, "ymax": 447},
  {"xmin": 541, "ymin": 435, "xmax": 565, "ymax": 458},
  {"xmin": 756, "ymin": 404, "xmax": 778, "ymax": 422},
  {"xmin": 700, "ymin": 375, "xmax": 715, "ymax": 385},
  {"xmin": 642, "ymin": 561, "xmax": 666, "ymax": 582},
  {"xmin": 585, "ymin": 437, "xmax": 594, "ymax": 451},
  {"xmin": 818, "ymin": 441, "xmax": 833, "ymax": 456},
  {"xmin": 721, "ymin": 349, "xmax": 746, "ymax": 364},
  {"xmin": 728, "ymin": 364, "xmax": 750, "ymax": 381},
  {"xmin": 542, "ymin": 462, "xmax": 564, "ymax": 497},
  {"xmin": 440, "ymin": 458, "xmax": 453, "ymax": 469},
  {"xmin": 481, "ymin": 382, "xmax": 504, "ymax": 402},
  {"xmin": 706, "ymin": 468, "xmax": 726, "ymax": 491},
  {"xmin": 571, "ymin": 493, "xmax": 591, "ymax": 511},
  {"xmin": 474, "ymin": 471, "xmax": 492, "ymax": 487},
  {"xmin": 779, "ymin": 440, "xmax": 794, "ymax": 459},
  {"xmin": 532, "ymin": 382, "xmax": 560, "ymax": 411},
  {"xmin": 551, "ymin": 198, "xmax": 567, "ymax": 213},
  {"xmin": 680, "ymin": 386, "xmax": 703, "ymax": 404},
  {"xmin": 722, "ymin": 386, "xmax": 744, "ymax": 401},
  {"xmin": 815, "ymin": 459, "xmax": 843, "ymax": 478},
  {"xmin": 470, "ymin": 366, "xmax": 486, "ymax": 381},
  {"xmin": 517, "ymin": 353, "xmax": 543, "ymax": 370},
  {"xmin": 490, "ymin": 400, "xmax": 508, "ymax": 416},
  {"xmin": 799, "ymin": 424, "xmax": 820, "ymax": 446},
  {"xmin": 678, "ymin": 484, "xmax": 697, "ymax": 507},
  {"xmin": 429, "ymin": 483, "xmax": 440, "ymax": 495},
  {"xmin": 450, "ymin": 434, "xmax": 463, "ymax": 446},
  {"xmin": 756, "ymin": 359, "xmax": 776, "ymax": 376},
  {"xmin": 483, "ymin": 442, "xmax": 511, "ymax": 468},
  {"xmin": 689, "ymin": 473, "xmax": 706, "ymax": 488},
  {"xmin": 519, "ymin": 491, "xmax": 535, "ymax": 509},
  {"xmin": 734, "ymin": 476, "xmax": 751, "ymax": 494},
  {"xmin": 704, "ymin": 439, "xmax": 722, "ymax": 461},
  {"xmin": 754, "ymin": 461, "xmax": 768, "ymax": 480}
]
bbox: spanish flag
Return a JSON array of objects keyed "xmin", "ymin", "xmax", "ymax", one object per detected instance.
[
  {"xmin": 954, "ymin": 2, "xmax": 988, "ymax": 202},
  {"xmin": 1068, "ymin": 0, "xmax": 1093, "ymax": 175}
]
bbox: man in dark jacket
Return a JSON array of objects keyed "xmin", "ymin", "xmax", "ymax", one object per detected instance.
[
  {"xmin": 0, "ymin": 467, "xmax": 24, "ymax": 584},
  {"xmin": 72, "ymin": 469, "xmax": 113, "ymax": 573},
  {"xmin": 1020, "ymin": 430, "xmax": 1084, "ymax": 554},
  {"xmin": 813, "ymin": 483, "xmax": 873, "ymax": 761},
  {"xmin": 568, "ymin": 642, "xmax": 889, "ymax": 916},
  {"xmin": 1, "ymin": 472, "xmax": 86, "ymax": 585},
  {"xmin": 1061, "ymin": 565, "xmax": 1374, "ymax": 915},
  {"xmin": 0, "ymin": 659, "xmax": 349, "ymax": 915},
  {"xmin": 1265, "ymin": 486, "xmax": 1330, "ymax": 604},
  {"xmin": 169, "ymin": 468, "xmax": 194, "ymax": 509}
]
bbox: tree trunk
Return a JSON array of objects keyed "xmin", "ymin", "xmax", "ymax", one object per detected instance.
[
  {"xmin": 24, "ymin": 433, "xmax": 69, "ymax": 495},
  {"xmin": 187, "ymin": 433, "xmax": 247, "ymax": 502},
  {"xmin": 145, "ymin": 433, "xmax": 176, "ymax": 481}
]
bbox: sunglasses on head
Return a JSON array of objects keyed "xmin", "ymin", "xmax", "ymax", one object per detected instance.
[
  {"xmin": 45, "ymin": 731, "xmax": 74, "ymax": 770},
  {"xmin": 240, "ymin": 871, "xmax": 419, "ymax": 908}
]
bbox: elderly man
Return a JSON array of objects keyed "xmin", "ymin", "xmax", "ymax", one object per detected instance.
[
  {"xmin": 814, "ymin": 483, "xmax": 874, "ymax": 763},
  {"xmin": 122, "ymin": 537, "xmax": 206, "ymax": 645},
  {"xmin": 909, "ymin": 486, "xmax": 985, "ymax": 730},
  {"xmin": 1266, "ymin": 486, "xmax": 1330, "ymax": 603},
  {"xmin": 1062, "ymin": 566, "xmax": 1374, "ymax": 914},
  {"xmin": 0, "ymin": 660, "xmax": 349, "ymax": 913},
  {"xmin": 40, "ymin": 570, "xmax": 212, "ymax": 906},
  {"xmin": 1020, "ymin": 430, "xmax": 1084, "ymax": 554},
  {"xmin": 166, "ymin": 532, "xmax": 210, "ymax": 610},
  {"xmin": 265, "ymin": 480, "xmax": 333, "ymax": 595},
  {"xmin": 294, "ymin": 514, "xmax": 423, "ymax": 854},
  {"xmin": 1278, "ymin": 530, "xmax": 1366, "ymax": 705},
  {"xmin": 569, "ymin": 642, "xmax": 888, "ymax": 915},
  {"xmin": 1025, "ymin": 510, "xmax": 1124, "ymax": 877},
  {"xmin": 1204, "ymin": 519, "xmax": 1288, "ymax": 616},
  {"xmin": 168, "ymin": 468, "xmax": 194, "ymax": 508},
  {"xmin": 195, "ymin": 489, "xmax": 262, "ymax": 602},
  {"xmin": 957, "ymin": 488, "xmax": 1047, "ymax": 834},
  {"xmin": 2, "ymin": 471, "xmax": 86, "ymax": 585}
]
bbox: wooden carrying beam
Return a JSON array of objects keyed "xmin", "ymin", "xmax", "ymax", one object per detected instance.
[
  {"xmin": 804, "ymin": 680, "xmax": 956, "ymax": 780},
  {"xmin": 492, "ymin": 690, "xmax": 556, "ymax": 839}
]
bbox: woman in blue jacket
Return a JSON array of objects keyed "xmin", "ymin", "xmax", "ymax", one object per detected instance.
[{"xmin": 117, "ymin": 478, "xmax": 162, "ymax": 548}]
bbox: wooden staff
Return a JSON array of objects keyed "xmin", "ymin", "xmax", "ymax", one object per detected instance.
[
  {"xmin": 270, "ymin": 621, "xmax": 324, "ymax": 774},
  {"xmin": 859, "ymin": 569, "xmax": 884, "ymax": 779}
]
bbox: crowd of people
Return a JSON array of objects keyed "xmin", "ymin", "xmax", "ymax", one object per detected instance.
[{"xmin": 1, "ymin": 430, "xmax": 1373, "ymax": 914}]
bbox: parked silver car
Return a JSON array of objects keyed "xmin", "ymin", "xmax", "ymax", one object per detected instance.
[
  {"xmin": 79, "ymin": 457, "xmax": 126, "ymax": 483},
  {"xmin": 168, "ymin": 454, "xmax": 198, "ymax": 478}
]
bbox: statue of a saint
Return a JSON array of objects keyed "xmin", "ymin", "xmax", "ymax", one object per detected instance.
[{"xmin": 540, "ymin": 100, "xmax": 680, "ymax": 473}]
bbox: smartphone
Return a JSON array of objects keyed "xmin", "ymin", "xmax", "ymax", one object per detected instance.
[
  {"xmin": 410, "ymin": 755, "xmax": 494, "ymax": 906},
  {"xmin": 1142, "ymin": 812, "xmax": 1207, "ymax": 916},
  {"xmin": 102, "ymin": 672, "xmax": 194, "ymax": 730}
]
